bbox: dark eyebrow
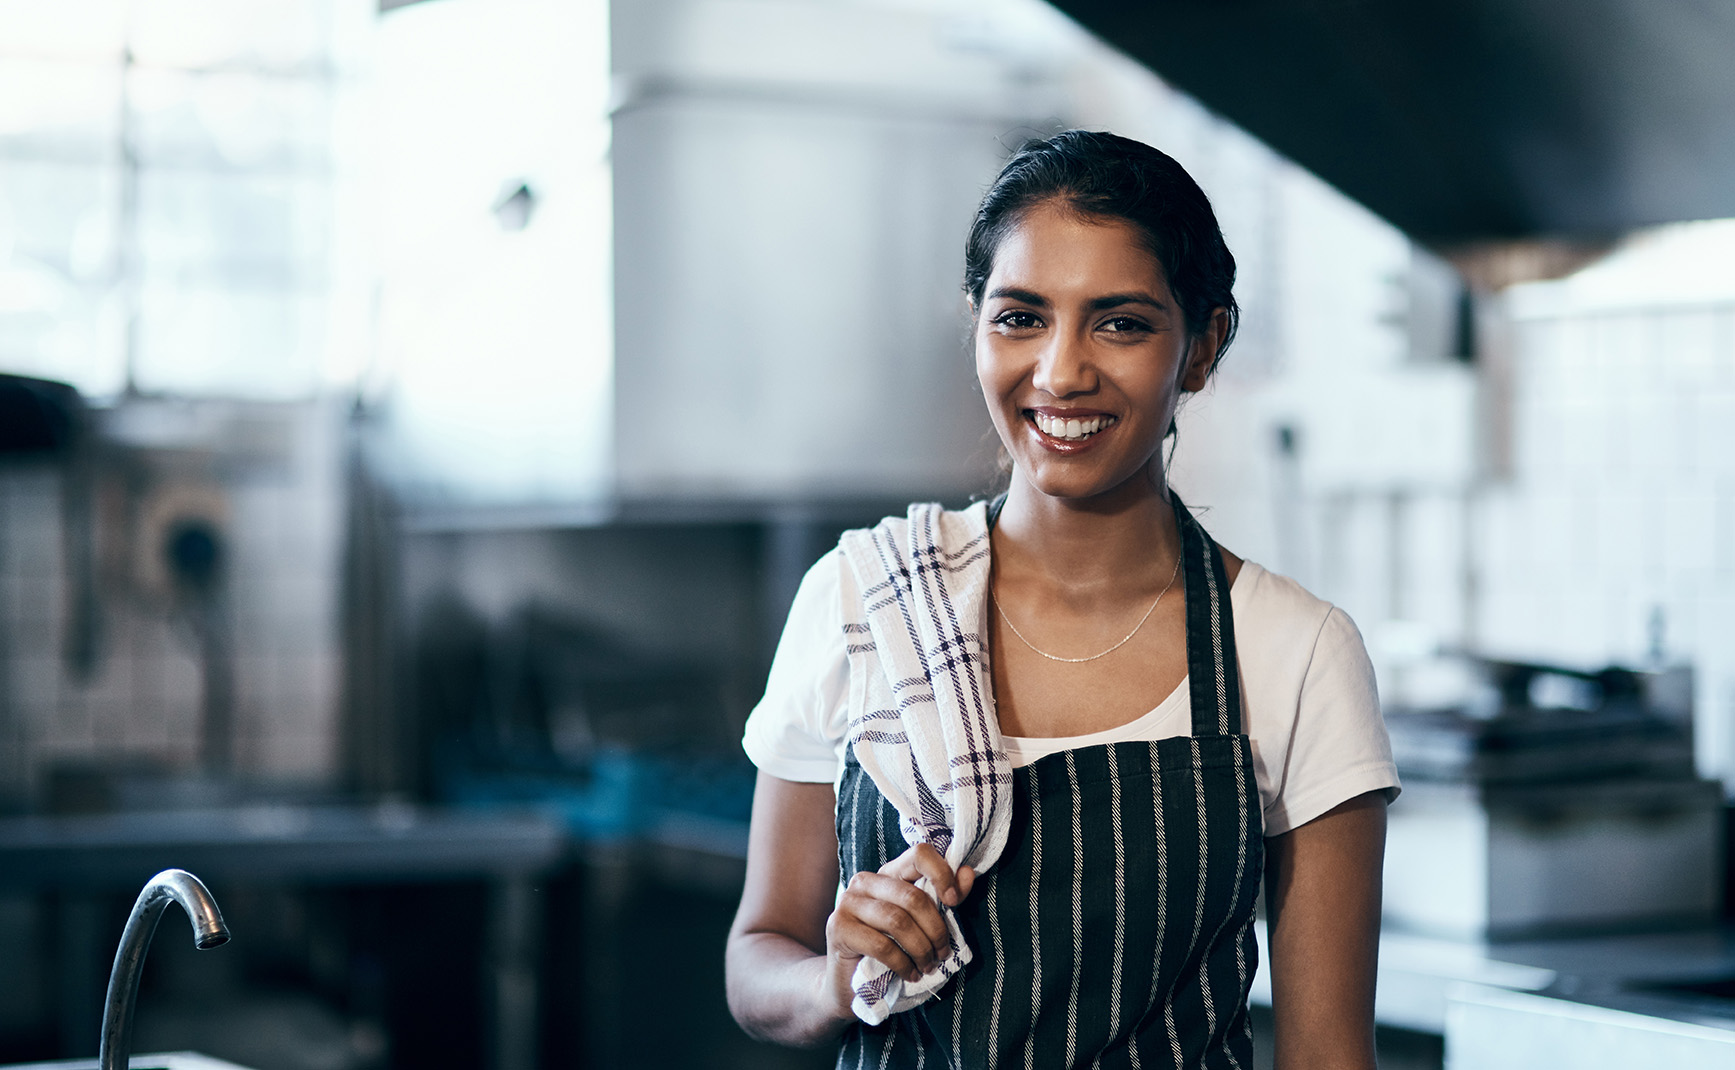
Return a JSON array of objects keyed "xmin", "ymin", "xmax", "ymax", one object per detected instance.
[
  {"xmin": 985, "ymin": 287, "xmax": 1169, "ymax": 313},
  {"xmin": 992, "ymin": 284, "xmax": 1041, "ymax": 305},
  {"xmin": 1090, "ymin": 292, "xmax": 1169, "ymax": 312},
  {"xmin": 985, "ymin": 287, "xmax": 1048, "ymax": 307}
]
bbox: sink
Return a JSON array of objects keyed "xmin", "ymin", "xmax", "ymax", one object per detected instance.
[
  {"xmin": 1631, "ymin": 976, "xmax": 1735, "ymax": 1002},
  {"xmin": 1620, "ymin": 975, "xmax": 1735, "ymax": 1026},
  {"xmin": 2, "ymin": 870, "xmax": 250, "ymax": 1070},
  {"xmin": 2, "ymin": 1053, "xmax": 254, "ymax": 1070}
]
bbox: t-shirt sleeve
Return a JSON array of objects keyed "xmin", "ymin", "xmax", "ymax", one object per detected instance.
[
  {"xmin": 1263, "ymin": 607, "xmax": 1401, "ymax": 836},
  {"xmin": 741, "ymin": 549, "xmax": 850, "ymax": 783}
]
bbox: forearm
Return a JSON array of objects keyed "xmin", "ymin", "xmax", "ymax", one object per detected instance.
[
  {"xmin": 725, "ymin": 929, "xmax": 853, "ymax": 1047},
  {"xmin": 1266, "ymin": 910, "xmax": 1378, "ymax": 1070},
  {"xmin": 1264, "ymin": 791, "xmax": 1386, "ymax": 1070}
]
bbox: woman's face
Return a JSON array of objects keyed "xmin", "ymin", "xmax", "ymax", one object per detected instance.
[{"xmin": 974, "ymin": 200, "xmax": 1222, "ymax": 505}]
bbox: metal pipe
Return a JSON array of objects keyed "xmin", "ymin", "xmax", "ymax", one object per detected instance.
[{"xmin": 99, "ymin": 869, "xmax": 230, "ymax": 1070}]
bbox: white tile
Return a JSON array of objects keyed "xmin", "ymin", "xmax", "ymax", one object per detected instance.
[
  {"xmin": 1699, "ymin": 390, "xmax": 1735, "ymax": 468},
  {"xmin": 1474, "ymin": 489, "xmax": 1525, "ymax": 578},
  {"xmin": 1664, "ymin": 491, "xmax": 1718, "ymax": 575},
  {"xmin": 1556, "ymin": 591, "xmax": 1612, "ymax": 664},
  {"xmin": 1491, "ymin": 585, "xmax": 1559, "ymax": 662},
  {"xmin": 1716, "ymin": 477, "xmax": 1735, "ymax": 577},
  {"xmin": 1593, "ymin": 492, "xmax": 1645, "ymax": 575},
  {"xmin": 1714, "ymin": 308, "xmax": 1735, "ymax": 387},
  {"xmin": 1557, "ymin": 401, "xmax": 1605, "ymax": 480},
  {"xmin": 1599, "ymin": 311, "xmax": 1649, "ymax": 382},
  {"xmin": 1513, "ymin": 398, "xmax": 1562, "ymax": 479},
  {"xmin": 1627, "ymin": 393, "xmax": 1672, "ymax": 475},
  {"xmin": 1661, "ymin": 308, "xmax": 1718, "ymax": 388},
  {"xmin": 1603, "ymin": 587, "xmax": 1655, "ymax": 665},
  {"xmin": 1663, "ymin": 392, "xmax": 1700, "ymax": 476}
]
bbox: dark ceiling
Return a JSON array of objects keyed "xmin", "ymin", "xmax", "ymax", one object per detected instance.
[{"xmin": 1049, "ymin": 0, "xmax": 1735, "ymax": 246}]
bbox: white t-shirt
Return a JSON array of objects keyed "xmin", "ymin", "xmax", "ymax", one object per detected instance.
[{"xmin": 743, "ymin": 549, "xmax": 1400, "ymax": 837}]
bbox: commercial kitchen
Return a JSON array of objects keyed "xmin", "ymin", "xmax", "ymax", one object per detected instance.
[{"xmin": 1, "ymin": 1, "xmax": 1732, "ymax": 1068}]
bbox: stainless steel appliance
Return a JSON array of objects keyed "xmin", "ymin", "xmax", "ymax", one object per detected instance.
[{"xmin": 1383, "ymin": 659, "xmax": 1724, "ymax": 940}]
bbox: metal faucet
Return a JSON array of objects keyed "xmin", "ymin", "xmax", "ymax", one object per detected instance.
[{"xmin": 100, "ymin": 869, "xmax": 231, "ymax": 1070}]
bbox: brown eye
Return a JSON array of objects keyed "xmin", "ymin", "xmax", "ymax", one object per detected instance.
[
  {"xmin": 993, "ymin": 310, "xmax": 1043, "ymax": 330},
  {"xmin": 1100, "ymin": 315, "xmax": 1152, "ymax": 334}
]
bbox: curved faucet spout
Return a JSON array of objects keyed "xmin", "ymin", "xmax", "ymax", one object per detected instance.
[{"xmin": 100, "ymin": 869, "xmax": 231, "ymax": 1070}]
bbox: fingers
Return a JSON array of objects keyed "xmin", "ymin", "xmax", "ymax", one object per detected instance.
[
  {"xmin": 881, "ymin": 842, "xmax": 971, "ymax": 907},
  {"xmin": 830, "ymin": 843, "xmax": 979, "ymax": 988},
  {"xmin": 831, "ymin": 870, "xmax": 953, "ymax": 983}
]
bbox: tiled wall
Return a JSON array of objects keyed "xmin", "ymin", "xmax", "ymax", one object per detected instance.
[
  {"xmin": 1173, "ymin": 219, "xmax": 1735, "ymax": 789},
  {"xmin": 0, "ymin": 399, "xmax": 346, "ymax": 809},
  {"xmin": 1477, "ymin": 281, "xmax": 1735, "ymax": 783}
]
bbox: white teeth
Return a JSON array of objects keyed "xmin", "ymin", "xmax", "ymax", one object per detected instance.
[{"xmin": 1031, "ymin": 413, "xmax": 1113, "ymax": 441}]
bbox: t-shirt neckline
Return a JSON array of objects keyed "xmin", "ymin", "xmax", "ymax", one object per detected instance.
[{"xmin": 995, "ymin": 560, "xmax": 1260, "ymax": 765}]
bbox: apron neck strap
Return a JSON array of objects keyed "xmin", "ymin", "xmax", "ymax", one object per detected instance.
[
  {"xmin": 986, "ymin": 491, "xmax": 1008, "ymax": 530},
  {"xmin": 1173, "ymin": 493, "xmax": 1242, "ymax": 737},
  {"xmin": 986, "ymin": 489, "xmax": 1240, "ymax": 736}
]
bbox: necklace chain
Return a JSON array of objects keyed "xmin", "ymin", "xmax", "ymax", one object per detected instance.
[{"xmin": 991, "ymin": 553, "xmax": 1183, "ymax": 664}]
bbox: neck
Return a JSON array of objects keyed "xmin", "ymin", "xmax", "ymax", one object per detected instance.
[{"xmin": 993, "ymin": 468, "xmax": 1182, "ymax": 590}]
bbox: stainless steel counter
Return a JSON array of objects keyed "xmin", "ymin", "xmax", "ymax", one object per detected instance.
[
  {"xmin": 0, "ymin": 803, "xmax": 565, "ymax": 890},
  {"xmin": 1447, "ymin": 984, "xmax": 1735, "ymax": 1068},
  {"xmin": 1250, "ymin": 921, "xmax": 1735, "ymax": 1035}
]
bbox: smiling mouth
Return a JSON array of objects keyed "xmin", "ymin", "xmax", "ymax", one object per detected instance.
[{"xmin": 1029, "ymin": 411, "xmax": 1117, "ymax": 442}]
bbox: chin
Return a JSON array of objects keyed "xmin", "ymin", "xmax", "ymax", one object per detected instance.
[{"xmin": 1017, "ymin": 462, "xmax": 1155, "ymax": 505}]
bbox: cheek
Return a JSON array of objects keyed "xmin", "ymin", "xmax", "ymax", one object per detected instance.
[{"xmin": 973, "ymin": 335, "xmax": 1013, "ymax": 404}]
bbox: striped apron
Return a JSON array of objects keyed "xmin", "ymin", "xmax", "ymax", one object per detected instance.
[{"xmin": 835, "ymin": 496, "xmax": 1263, "ymax": 1069}]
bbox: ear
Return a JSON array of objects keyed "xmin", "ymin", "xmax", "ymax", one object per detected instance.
[{"xmin": 1179, "ymin": 307, "xmax": 1229, "ymax": 392}]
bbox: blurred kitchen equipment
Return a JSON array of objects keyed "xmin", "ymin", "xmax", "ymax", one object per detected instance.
[
  {"xmin": 423, "ymin": 600, "xmax": 754, "ymax": 842},
  {"xmin": 0, "ymin": 373, "xmax": 102, "ymax": 681},
  {"xmin": 133, "ymin": 482, "xmax": 234, "ymax": 775},
  {"xmin": 1383, "ymin": 657, "xmax": 1723, "ymax": 939},
  {"xmin": 1386, "ymin": 660, "xmax": 1695, "ymax": 784},
  {"xmin": 100, "ymin": 869, "xmax": 230, "ymax": 1070}
]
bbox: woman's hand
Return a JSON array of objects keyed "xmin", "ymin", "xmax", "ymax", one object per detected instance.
[
  {"xmin": 823, "ymin": 843, "xmax": 976, "ymax": 1012},
  {"xmin": 730, "ymin": 775, "xmax": 971, "ymax": 1045}
]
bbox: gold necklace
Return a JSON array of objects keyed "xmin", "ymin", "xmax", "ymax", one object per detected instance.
[{"xmin": 991, "ymin": 553, "xmax": 1183, "ymax": 664}]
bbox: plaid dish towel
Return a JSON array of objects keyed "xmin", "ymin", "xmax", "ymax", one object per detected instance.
[{"xmin": 837, "ymin": 501, "xmax": 1013, "ymax": 1025}]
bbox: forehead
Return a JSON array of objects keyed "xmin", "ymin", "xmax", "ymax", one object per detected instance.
[{"xmin": 985, "ymin": 202, "xmax": 1170, "ymax": 296}]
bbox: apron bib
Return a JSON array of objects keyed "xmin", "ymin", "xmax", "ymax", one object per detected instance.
[{"xmin": 835, "ymin": 496, "xmax": 1264, "ymax": 1070}]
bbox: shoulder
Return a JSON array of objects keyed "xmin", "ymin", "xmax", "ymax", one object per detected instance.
[
  {"xmin": 795, "ymin": 546, "xmax": 844, "ymax": 607},
  {"xmin": 1231, "ymin": 561, "xmax": 1377, "ymax": 719},
  {"xmin": 1229, "ymin": 560, "xmax": 1342, "ymax": 659},
  {"xmin": 1230, "ymin": 563, "xmax": 1398, "ymax": 834},
  {"xmin": 741, "ymin": 548, "xmax": 851, "ymax": 782}
]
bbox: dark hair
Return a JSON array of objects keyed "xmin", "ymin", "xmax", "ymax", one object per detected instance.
[{"xmin": 964, "ymin": 130, "xmax": 1240, "ymax": 371}]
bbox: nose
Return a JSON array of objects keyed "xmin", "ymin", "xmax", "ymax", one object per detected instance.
[{"xmin": 1030, "ymin": 327, "xmax": 1095, "ymax": 398}]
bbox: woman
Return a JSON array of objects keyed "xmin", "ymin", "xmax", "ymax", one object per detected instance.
[{"xmin": 726, "ymin": 130, "xmax": 1398, "ymax": 1069}]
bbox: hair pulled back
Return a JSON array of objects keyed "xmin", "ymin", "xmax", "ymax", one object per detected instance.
[{"xmin": 964, "ymin": 130, "xmax": 1240, "ymax": 371}]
